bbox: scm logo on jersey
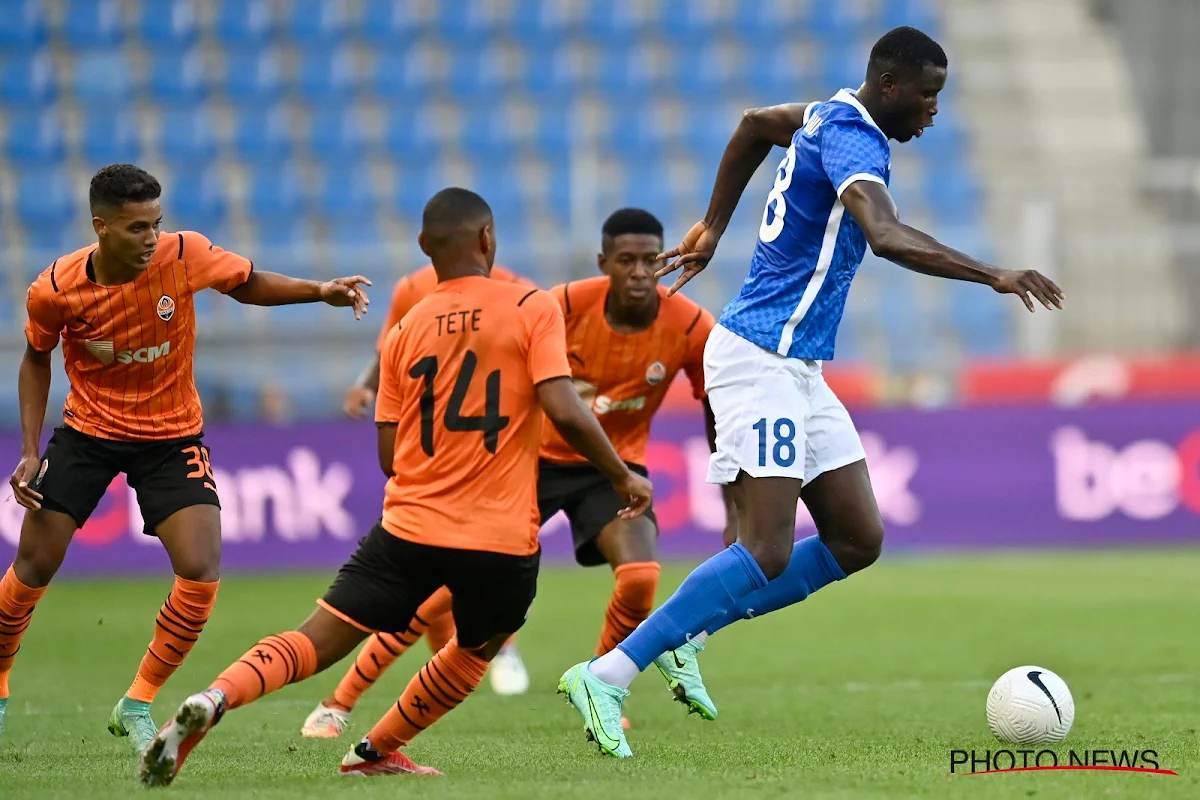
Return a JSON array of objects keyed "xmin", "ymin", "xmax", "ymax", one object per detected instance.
[
  {"xmin": 157, "ymin": 294, "xmax": 175, "ymax": 322},
  {"xmin": 116, "ymin": 341, "xmax": 172, "ymax": 364}
]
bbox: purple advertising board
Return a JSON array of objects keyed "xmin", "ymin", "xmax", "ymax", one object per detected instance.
[{"xmin": 2, "ymin": 401, "xmax": 1199, "ymax": 576}]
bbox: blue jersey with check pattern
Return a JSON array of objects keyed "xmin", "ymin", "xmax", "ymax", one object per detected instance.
[{"xmin": 718, "ymin": 89, "xmax": 892, "ymax": 361}]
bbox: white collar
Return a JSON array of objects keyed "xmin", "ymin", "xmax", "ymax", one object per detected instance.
[{"xmin": 832, "ymin": 88, "xmax": 882, "ymax": 133}]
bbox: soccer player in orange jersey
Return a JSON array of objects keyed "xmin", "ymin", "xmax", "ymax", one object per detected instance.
[
  {"xmin": 300, "ymin": 209, "xmax": 738, "ymax": 738},
  {"xmin": 339, "ymin": 263, "xmax": 536, "ymax": 697},
  {"xmin": 342, "ymin": 263, "xmax": 531, "ymax": 419},
  {"xmin": 0, "ymin": 164, "xmax": 370, "ymax": 753},
  {"xmin": 138, "ymin": 188, "xmax": 652, "ymax": 784}
]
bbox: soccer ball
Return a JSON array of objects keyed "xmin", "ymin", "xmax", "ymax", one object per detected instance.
[{"xmin": 985, "ymin": 666, "xmax": 1075, "ymax": 744}]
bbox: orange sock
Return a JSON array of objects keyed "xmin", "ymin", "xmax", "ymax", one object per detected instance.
[
  {"xmin": 209, "ymin": 631, "xmax": 318, "ymax": 711},
  {"xmin": 596, "ymin": 561, "xmax": 660, "ymax": 656},
  {"xmin": 0, "ymin": 566, "xmax": 47, "ymax": 699},
  {"xmin": 127, "ymin": 576, "xmax": 219, "ymax": 703},
  {"xmin": 364, "ymin": 640, "xmax": 489, "ymax": 754},
  {"xmin": 331, "ymin": 586, "xmax": 454, "ymax": 709}
]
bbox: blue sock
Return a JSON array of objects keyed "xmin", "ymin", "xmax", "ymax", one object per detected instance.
[
  {"xmin": 616, "ymin": 543, "xmax": 767, "ymax": 670},
  {"xmin": 706, "ymin": 536, "xmax": 846, "ymax": 636}
]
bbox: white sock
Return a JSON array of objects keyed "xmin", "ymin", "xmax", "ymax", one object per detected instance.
[{"xmin": 588, "ymin": 648, "xmax": 641, "ymax": 690}]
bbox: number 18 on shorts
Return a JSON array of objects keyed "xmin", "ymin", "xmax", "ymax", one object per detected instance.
[{"xmin": 703, "ymin": 324, "xmax": 866, "ymax": 486}]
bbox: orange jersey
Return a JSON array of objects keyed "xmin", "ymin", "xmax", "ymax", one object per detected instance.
[
  {"xmin": 24, "ymin": 232, "xmax": 253, "ymax": 441},
  {"xmin": 539, "ymin": 276, "xmax": 715, "ymax": 467},
  {"xmin": 376, "ymin": 277, "xmax": 571, "ymax": 557},
  {"xmin": 375, "ymin": 264, "xmax": 531, "ymax": 351}
]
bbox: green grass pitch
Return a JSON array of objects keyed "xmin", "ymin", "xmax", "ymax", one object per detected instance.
[{"xmin": 1, "ymin": 550, "xmax": 1197, "ymax": 799}]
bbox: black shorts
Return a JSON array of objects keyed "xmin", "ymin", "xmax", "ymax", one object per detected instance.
[
  {"xmin": 537, "ymin": 460, "xmax": 657, "ymax": 567},
  {"xmin": 321, "ymin": 523, "xmax": 540, "ymax": 649},
  {"xmin": 32, "ymin": 425, "xmax": 220, "ymax": 535}
]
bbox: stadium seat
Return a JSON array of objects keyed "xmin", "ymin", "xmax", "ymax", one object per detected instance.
[
  {"xmin": 369, "ymin": 48, "xmax": 442, "ymax": 102},
  {"xmin": 312, "ymin": 164, "xmax": 377, "ymax": 219},
  {"xmin": 293, "ymin": 46, "xmax": 359, "ymax": 101},
  {"xmin": 246, "ymin": 164, "xmax": 307, "ymax": 221},
  {"xmin": 136, "ymin": 0, "xmax": 200, "ymax": 51},
  {"xmin": 731, "ymin": 1, "xmax": 807, "ymax": 41},
  {"xmin": 879, "ymin": 0, "xmax": 941, "ymax": 36},
  {"xmin": 358, "ymin": 0, "xmax": 424, "ymax": 47},
  {"xmin": 305, "ymin": 105, "xmax": 369, "ymax": 167},
  {"xmin": 431, "ymin": 0, "xmax": 506, "ymax": 46},
  {"xmin": 14, "ymin": 167, "xmax": 77, "ymax": 227},
  {"xmin": 80, "ymin": 113, "xmax": 142, "ymax": 166},
  {"xmin": 231, "ymin": 104, "xmax": 294, "ymax": 164},
  {"xmin": 807, "ymin": 1, "xmax": 869, "ymax": 39},
  {"xmin": 220, "ymin": 47, "xmax": 285, "ymax": 103},
  {"xmin": 164, "ymin": 168, "xmax": 228, "ymax": 230},
  {"xmin": 59, "ymin": 0, "xmax": 124, "ymax": 48},
  {"xmin": 508, "ymin": 0, "xmax": 579, "ymax": 46},
  {"xmin": 0, "ymin": 52, "xmax": 57, "ymax": 107},
  {"xmin": 446, "ymin": 45, "xmax": 514, "ymax": 102},
  {"xmin": 383, "ymin": 109, "xmax": 447, "ymax": 164},
  {"xmin": 4, "ymin": 110, "xmax": 66, "ymax": 165},
  {"xmin": 212, "ymin": 0, "xmax": 276, "ymax": 46},
  {"xmin": 0, "ymin": 0, "xmax": 47, "ymax": 50},
  {"xmin": 949, "ymin": 282, "xmax": 1012, "ymax": 357},
  {"xmin": 72, "ymin": 51, "xmax": 134, "ymax": 108},
  {"xmin": 146, "ymin": 50, "xmax": 210, "ymax": 106},
  {"xmin": 283, "ymin": 0, "xmax": 352, "ymax": 45},
  {"xmin": 157, "ymin": 108, "xmax": 218, "ymax": 163}
]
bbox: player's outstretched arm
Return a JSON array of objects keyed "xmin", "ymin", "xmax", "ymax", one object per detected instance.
[
  {"xmin": 842, "ymin": 182, "xmax": 1064, "ymax": 312},
  {"xmin": 537, "ymin": 377, "xmax": 653, "ymax": 518},
  {"xmin": 227, "ymin": 272, "xmax": 371, "ymax": 319},
  {"xmin": 656, "ymin": 102, "xmax": 812, "ymax": 295},
  {"xmin": 10, "ymin": 344, "xmax": 52, "ymax": 509}
]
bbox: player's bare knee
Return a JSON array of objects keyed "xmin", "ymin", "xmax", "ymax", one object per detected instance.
[
  {"xmin": 12, "ymin": 553, "xmax": 57, "ymax": 588},
  {"xmin": 742, "ymin": 536, "xmax": 794, "ymax": 581},
  {"xmin": 824, "ymin": 520, "xmax": 884, "ymax": 575}
]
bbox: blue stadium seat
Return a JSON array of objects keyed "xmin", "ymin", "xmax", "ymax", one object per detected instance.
[
  {"xmin": 136, "ymin": 0, "xmax": 200, "ymax": 51},
  {"xmin": 231, "ymin": 104, "xmax": 294, "ymax": 164},
  {"xmin": 358, "ymin": 0, "xmax": 423, "ymax": 46},
  {"xmin": 283, "ymin": 0, "xmax": 352, "ymax": 45},
  {"xmin": 60, "ymin": 0, "xmax": 124, "ymax": 47},
  {"xmin": 383, "ymin": 110, "xmax": 444, "ymax": 163},
  {"xmin": 582, "ymin": 0, "xmax": 648, "ymax": 40},
  {"xmin": 0, "ymin": 52, "xmax": 56, "ymax": 107},
  {"xmin": 0, "ymin": 1, "xmax": 48, "ymax": 50},
  {"xmin": 81, "ymin": 113, "xmax": 142, "ymax": 166},
  {"xmin": 660, "ymin": 0, "xmax": 728, "ymax": 39},
  {"xmin": 596, "ymin": 46, "xmax": 657, "ymax": 97},
  {"xmin": 393, "ymin": 167, "xmax": 454, "ymax": 219},
  {"xmin": 221, "ymin": 47, "xmax": 284, "ymax": 102},
  {"xmin": 305, "ymin": 106, "xmax": 369, "ymax": 166},
  {"xmin": 530, "ymin": 106, "xmax": 574, "ymax": 156},
  {"xmin": 816, "ymin": 46, "xmax": 867, "ymax": 91},
  {"xmin": 15, "ymin": 167, "xmax": 77, "ymax": 227},
  {"xmin": 924, "ymin": 168, "xmax": 983, "ymax": 225},
  {"xmin": 4, "ymin": 110, "xmax": 66, "ymax": 164},
  {"xmin": 369, "ymin": 48, "xmax": 444, "ymax": 101},
  {"xmin": 72, "ymin": 51, "xmax": 134, "ymax": 108},
  {"xmin": 293, "ymin": 46, "xmax": 359, "ymax": 100},
  {"xmin": 247, "ymin": 164, "xmax": 307, "ymax": 220},
  {"xmin": 146, "ymin": 50, "xmax": 210, "ymax": 106},
  {"xmin": 949, "ymin": 282, "xmax": 1011, "ymax": 357},
  {"xmin": 158, "ymin": 108, "xmax": 218, "ymax": 163},
  {"xmin": 255, "ymin": 215, "xmax": 313, "ymax": 250},
  {"xmin": 165, "ymin": 168, "xmax": 228, "ymax": 230},
  {"xmin": 446, "ymin": 46, "xmax": 510, "ymax": 101},
  {"xmin": 524, "ymin": 45, "xmax": 587, "ymax": 101},
  {"xmin": 879, "ymin": 0, "xmax": 941, "ymax": 36},
  {"xmin": 744, "ymin": 43, "xmax": 809, "ymax": 100},
  {"xmin": 731, "ymin": 1, "xmax": 806, "ymax": 41},
  {"xmin": 213, "ymin": 0, "xmax": 277, "ymax": 46},
  {"xmin": 432, "ymin": 0, "xmax": 505, "ymax": 46},
  {"xmin": 509, "ymin": 0, "xmax": 581, "ymax": 46},
  {"xmin": 807, "ymin": 2, "xmax": 869, "ymax": 40}
]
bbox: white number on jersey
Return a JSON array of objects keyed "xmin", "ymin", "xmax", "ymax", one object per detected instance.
[{"xmin": 758, "ymin": 144, "xmax": 797, "ymax": 243}]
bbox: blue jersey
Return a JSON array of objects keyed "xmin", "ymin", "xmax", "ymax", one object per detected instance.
[{"xmin": 719, "ymin": 89, "xmax": 891, "ymax": 361}]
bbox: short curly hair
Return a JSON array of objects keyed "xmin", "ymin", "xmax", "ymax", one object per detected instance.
[
  {"xmin": 89, "ymin": 163, "xmax": 161, "ymax": 215},
  {"xmin": 868, "ymin": 26, "xmax": 947, "ymax": 79}
]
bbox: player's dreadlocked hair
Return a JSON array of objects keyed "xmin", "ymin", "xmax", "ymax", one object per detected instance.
[
  {"xmin": 867, "ymin": 26, "xmax": 947, "ymax": 79},
  {"xmin": 601, "ymin": 208, "xmax": 664, "ymax": 251},
  {"xmin": 89, "ymin": 164, "xmax": 161, "ymax": 215}
]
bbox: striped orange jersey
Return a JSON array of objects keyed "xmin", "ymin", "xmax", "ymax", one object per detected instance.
[
  {"xmin": 539, "ymin": 276, "xmax": 715, "ymax": 467},
  {"xmin": 376, "ymin": 278, "xmax": 571, "ymax": 556},
  {"xmin": 375, "ymin": 264, "xmax": 531, "ymax": 351},
  {"xmin": 24, "ymin": 232, "xmax": 253, "ymax": 441}
]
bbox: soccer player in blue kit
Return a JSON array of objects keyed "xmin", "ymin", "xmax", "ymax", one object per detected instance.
[{"xmin": 558, "ymin": 26, "xmax": 1065, "ymax": 757}]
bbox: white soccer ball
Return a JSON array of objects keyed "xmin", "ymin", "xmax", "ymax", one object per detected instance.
[{"xmin": 986, "ymin": 666, "xmax": 1075, "ymax": 744}]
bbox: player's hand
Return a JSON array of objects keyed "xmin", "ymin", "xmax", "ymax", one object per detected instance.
[
  {"xmin": 990, "ymin": 269, "xmax": 1064, "ymax": 312},
  {"xmin": 320, "ymin": 276, "xmax": 372, "ymax": 320},
  {"xmin": 343, "ymin": 384, "xmax": 376, "ymax": 419},
  {"xmin": 655, "ymin": 221, "xmax": 722, "ymax": 296},
  {"xmin": 9, "ymin": 453, "xmax": 43, "ymax": 511},
  {"xmin": 612, "ymin": 471, "xmax": 653, "ymax": 520}
]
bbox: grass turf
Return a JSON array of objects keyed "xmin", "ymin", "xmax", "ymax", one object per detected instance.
[{"xmin": 0, "ymin": 550, "xmax": 1197, "ymax": 799}]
